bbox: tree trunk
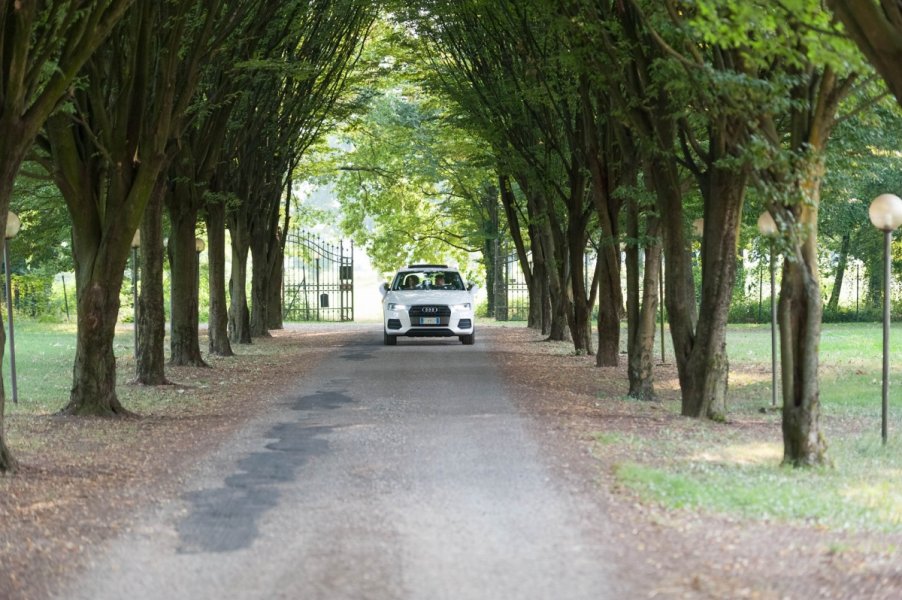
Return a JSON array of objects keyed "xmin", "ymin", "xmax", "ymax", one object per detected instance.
[
  {"xmin": 135, "ymin": 183, "xmax": 169, "ymax": 385},
  {"xmin": 266, "ymin": 254, "xmax": 284, "ymax": 330},
  {"xmin": 626, "ymin": 155, "xmax": 662, "ymax": 401},
  {"xmin": 626, "ymin": 195, "xmax": 640, "ymax": 379},
  {"xmin": 44, "ymin": 110, "xmax": 157, "ymax": 416},
  {"xmin": 542, "ymin": 208, "xmax": 570, "ymax": 341},
  {"xmin": 549, "ymin": 250, "xmax": 571, "ymax": 342},
  {"xmin": 826, "ymin": 233, "xmax": 850, "ymax": 313},
  {"xmin": 583, "ymin": 88, "xmax": 624, "ymax": 366},
  {"xmin": 493, "ymin": 237, "xmax": 508, "ymax": 321},
  {"xmin": 518, "ymin": 177, "xmax": 568, "ymax": 340},
  {"xmin": 829, "ymin": 1, "xmax": 902, "ymax": 109},
  {"xmin": 0, "ymin": 405, "xmax": 15, "ymax": 471},
  {"xmin": 485, "ymin": 235, "xmax": 497, "ymax": 318},
  {"xmin": 567, "ymin": 218, "xmax": 592, "ymax": 354},
  {"xmin": 62, "ymin": 251, "xmax": 130, "ymax": 416},
  {"xmin": 680, "ymin": 165, "xmax": 747, "ymax": 420},
  {"xmin": 0, "ymin": 154, "xmax": 22, "ymax": 470},
  {"xmin": 522, "ymin": 202, "xmax": 566, "ymax": 341},
  {"xmin": 228, "ymin": 209, "xmax": 252, "ymax": 344},
  {"xmin": 650, "ymin": 115, "xmax": 747, "ymax": 420},
  {"xmin": 168, "ymin": 195, "xmax": 208, "ymax": 367},
  {"xmin": 529, "ymin": 223, "xmax": 551, "ymax": 333},
  {"xmin": 648, "ymin": 148, "xmax": 696, "ymax": 392},
  {"xmin": 867, "ymin": 258, "xmax": 882, "ymax": 310},
  {"xmin": 0, "ymin": 338, "xmax": 12, "ymax": 470},
  {"xmin": 595, "ymin": 243, "xmax": 621, "ymax": 366},
  {"xmin": 778, "ymin": 165, "xmax": 828, "ymax": 466},
  {"xmin": 249, "ymin": 231, "xmax": 274, "ymax": 339},
  {"xmin": 561, "ymin": 148, "xmax": 592, "ymax": 355},
  {"xmin": 629, "ymin": 219, "xmax": 662, "ymax": 401},
  {"xmin": 206, "ymin": 201, "xmax": 233, "ymax": 356},
  {"xmin": 484, "ymin": 182, "xmax": 499, "ymax": 317},
  {"xmin": 248, "ymin": 185, "xmax": 282, "ymax": 338}
]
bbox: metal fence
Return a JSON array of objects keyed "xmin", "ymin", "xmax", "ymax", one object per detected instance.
[
  {"xmin": 498, "ymin": 249, "xmax": 599, "ymax": 321},
  {"xmin": 499, "ymin": 251, "xmax": 530, "ymax": 321},
  {"xmin": 282, "ymin": 232, "xmax": 354, "ymax": 322}
]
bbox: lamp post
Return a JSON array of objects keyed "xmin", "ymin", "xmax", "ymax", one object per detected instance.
[
  {"xmin": 4, "ymin": 212, "xmax": 20, "ymax": 404},
  {"xmin": 195, "ymin": 237, "xmax": 205, "ymax": 307},
  {"xmin": 60, "ymin": 241, "xmax": 71, "ymax": 322},
  {"xmin": 692, "ymin": 218, "xmax": 704, "ymax": 307},
  {"xmin": 315, "ymin": 252, "xmax": 322, "ymax": 322},
  {"xmin": 658, "ymin": 253, "xmax": 665, "ymax": 364},
  {"xmin": 131, "ymin": 229, "xmax": 141, "ymax": 353},
  {"xmin": 692, "ymin": 218, "xmax": 704, "ymax": 237},
  {"xmin": 757, "ymin": 211, "xmax": 779, "ymax": 408},
  {"xmin": 869, "ymin": 193, "xmax": 902, "ymax": 445}
]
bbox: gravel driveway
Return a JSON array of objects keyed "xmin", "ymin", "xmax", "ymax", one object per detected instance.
[{"xmin": 60, "ymin": 331, "xmax": 626, "ymax": 599}]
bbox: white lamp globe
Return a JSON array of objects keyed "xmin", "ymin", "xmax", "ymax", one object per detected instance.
[
  {"xmin": 869, "ymin": 194, "xmax": 902, "ymax": 232},
  {"xmin": 195, "ymin": 237, "xmax": 206, "ymax": 253},
  {"xmin": 757, "ymin": 211, "xmax": 777, "ymax": 237},
  {"xmin": 5, "ymin": 212, "xmax": 20, "ymax": 239}
]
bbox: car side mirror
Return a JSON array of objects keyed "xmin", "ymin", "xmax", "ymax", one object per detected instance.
[
  {"xmin": 467, "ymin": 283, "xmax": 479, "ymax": 295},
  {"xmin": 379, "ymin": 282, "xmax": 389, "ymax": 298}
]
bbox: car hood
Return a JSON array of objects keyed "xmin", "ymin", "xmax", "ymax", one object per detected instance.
[{"xmin": 385, "ymin": 289, "xmax": 475, "ymax": 306}]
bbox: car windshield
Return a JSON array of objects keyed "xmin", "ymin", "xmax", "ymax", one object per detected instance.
[{"xmin": 391, "ymin": 271, "xmax": 465, "ymax": 291}]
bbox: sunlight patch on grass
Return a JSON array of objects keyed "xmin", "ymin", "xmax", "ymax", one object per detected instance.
[
  {"xmin": 728, "ymin": 372, "xmax": 770, "ymax": 387},
  {"xmin": 691, "ymin": 442, "xmax": 782, "ymax": 466},
  {"xmin": 843, "ymin": 482, "xmax": 902, "ymax": 526},
  {"xmin": 614, "ymin": 461, "xmax": 882, "ymax": 529},
  {"xmin": 611, "ymin": 432, "xmax": 902, "ymax": 532}
]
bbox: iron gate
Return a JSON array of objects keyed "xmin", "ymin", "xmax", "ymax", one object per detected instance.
[
  {"xmin": 499, "ymin": 249, "xmax": 599, "ymax": 321},
  {"xmin": 500, "ymin": 250, "xmax": 530, "ymax": 321},
  {"xmin": 283, "ymin": 232, "xmax": 354, "ymax": 322}
]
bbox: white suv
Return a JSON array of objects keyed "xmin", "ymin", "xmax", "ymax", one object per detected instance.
[{"xmin": 379, "ymin": 264, "xmax": 478, "ymax": 345}]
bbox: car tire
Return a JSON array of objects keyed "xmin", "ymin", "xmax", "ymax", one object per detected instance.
[
  {"xmin": 384, "ymin": 331, "xmax": 397, "ymax": 346},
  {"xmin": 460, "ymin": 332, "xmax": 475, "ymax": 345}
]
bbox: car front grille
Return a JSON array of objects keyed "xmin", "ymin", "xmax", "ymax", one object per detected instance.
[
  {"xmin": 409, "ymin": 305, "xmax": 451, "ymax": 317},
  {"xmin": 410, "ymin": 305, "xmax": 450, "ymax": 326}
]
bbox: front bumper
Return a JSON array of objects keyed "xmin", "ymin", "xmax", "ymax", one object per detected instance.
[{"xmin": 384, "ymin": 305, "xmax": 475, "ymax": 337}]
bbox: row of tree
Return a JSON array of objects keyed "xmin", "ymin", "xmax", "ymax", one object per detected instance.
[
  {"xmin": 350, "ymin": 0, "xmax": 902, "ymax": 467},
  {"xmin": 2, "ymin": 1, "xmax": 902, "ymax": 474},
  {"xmin": 0, "ymin": 0, "xmax": 377, "ymax": 472}
]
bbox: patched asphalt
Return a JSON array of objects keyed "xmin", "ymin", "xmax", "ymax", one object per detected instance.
[{"xmin": 60, "ymin": 329, "xmax": 624, "ymax": 599}]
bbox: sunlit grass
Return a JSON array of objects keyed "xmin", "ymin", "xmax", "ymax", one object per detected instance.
[
  {"xmin": 615, "ymin": 433, "xmax": 902, "ymax": 531},
  {"xmin": 691, "ymin": 441, "xmax": 782, "ymax": 466},
  {"xmin": 605, "ymin": 321, "xmax": 902, "ymax": 532},
  {"xmin": 2, "ymin": 320, "xmax": 142, "ymax": 414}
]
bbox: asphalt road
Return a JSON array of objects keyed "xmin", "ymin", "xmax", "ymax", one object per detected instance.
[{"xmin": 60, "ymin": 330, "xmax": 624, "ymax": 600}]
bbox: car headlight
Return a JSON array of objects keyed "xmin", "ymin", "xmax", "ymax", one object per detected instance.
[
  {"xmin": 388, "ymin": 303, "xmax": 408, "ymax": 311},
  {"xmin": 451, "ymin": 303, "xmax": 471, "ymax": 311}
]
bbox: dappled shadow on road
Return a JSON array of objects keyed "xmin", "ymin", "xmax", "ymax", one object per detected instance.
[{"xmin": 177, "ymin": 389, "xmax": 354, "ymax": 553}]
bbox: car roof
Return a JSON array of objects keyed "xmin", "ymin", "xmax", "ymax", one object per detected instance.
[{"xmin": 398, "ymin": 265, "xmax": 459, "ymax": 273}]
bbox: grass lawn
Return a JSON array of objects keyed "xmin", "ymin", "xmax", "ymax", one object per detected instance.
[
  {"xmin": 606, "ymin": 321, "xmax": 902, "ymax": 533},
  {"xmin": 0, "ymin": 322, "xmax": 126, "ymax": 414}
]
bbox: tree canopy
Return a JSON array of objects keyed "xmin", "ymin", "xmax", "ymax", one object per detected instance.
[{"xmin": 3, "ymin": 0, "xmax": 902, "ymax": 474}]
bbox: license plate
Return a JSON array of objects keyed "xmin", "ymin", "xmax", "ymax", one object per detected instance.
[{"xmin": 420, "ymin": 317, "xmax": 440, "ymax": 325}]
